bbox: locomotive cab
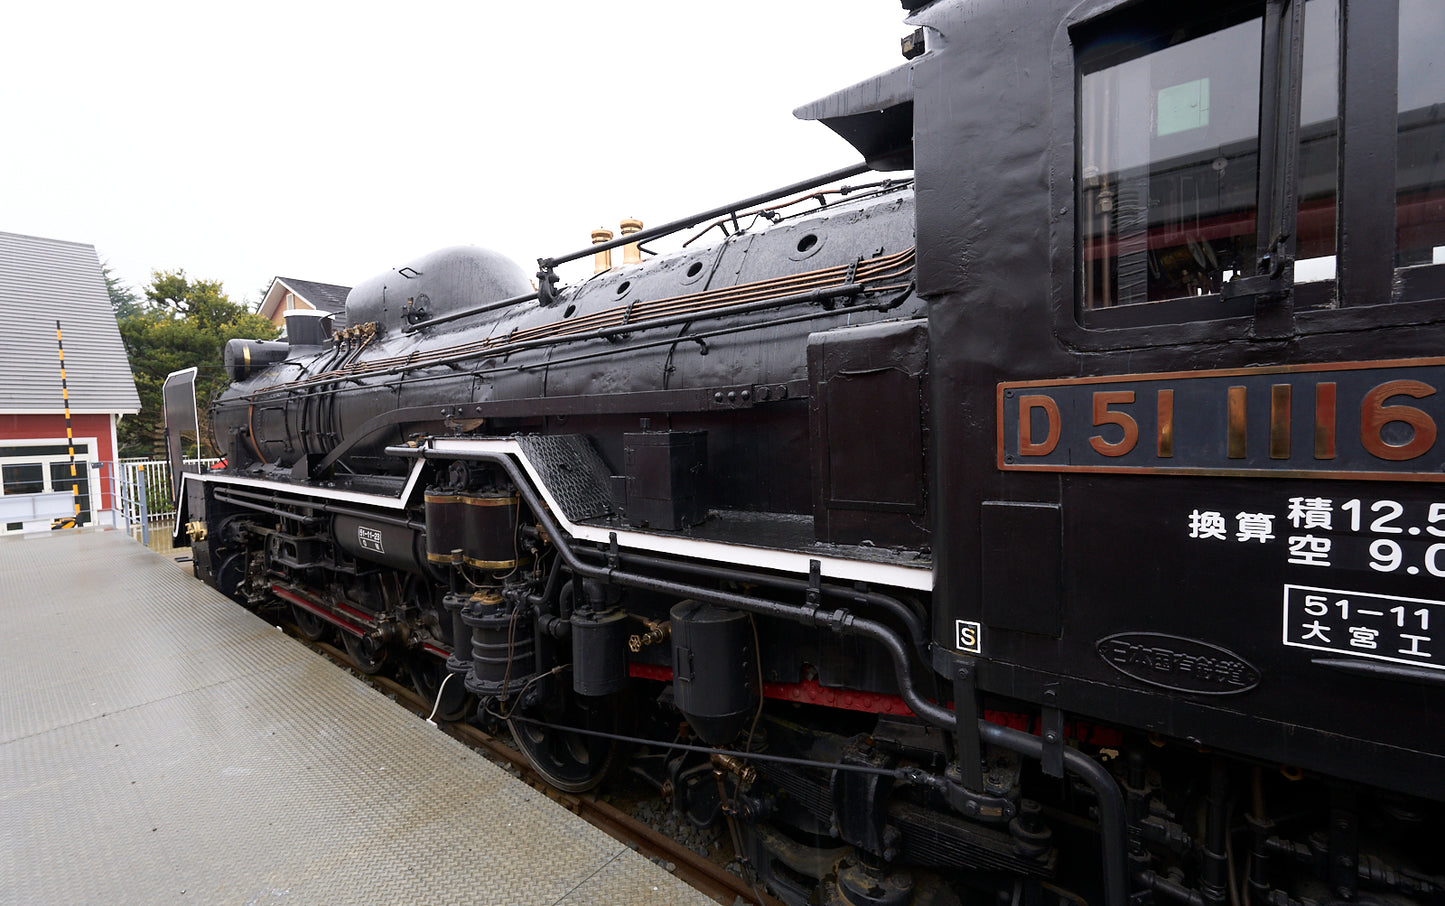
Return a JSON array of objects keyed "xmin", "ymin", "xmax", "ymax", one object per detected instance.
[{"xmin": 919, "ymin": 0, "xmax": 1445, "ymax": 900}]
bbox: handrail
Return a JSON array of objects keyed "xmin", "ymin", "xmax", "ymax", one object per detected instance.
[{"xmin": 538, "ymin": 162, "xmax": 872, "ymax": 270}]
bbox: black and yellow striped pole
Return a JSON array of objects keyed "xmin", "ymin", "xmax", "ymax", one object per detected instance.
[{"xmin": 55, "ymin": 320, "xmax": 81, "ymax": 528}]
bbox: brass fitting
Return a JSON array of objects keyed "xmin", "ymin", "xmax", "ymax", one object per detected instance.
[
  {"xmin": 627, "ymin": 616, "xmax": 670, "ymax": 653},
  {"xmin": 620, "ymin": 218, "xmax": 643, "ymax": 265},
  {"xmin": 591, "ymin": 228, "xmax": 614, "ymax": 274},
  {"xmin": 710, "ymin": 753, "xmax": 757, "ymax": 787}
]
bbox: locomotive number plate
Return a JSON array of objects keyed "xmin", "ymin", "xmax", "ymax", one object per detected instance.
[
  {"xmin": 1284, "ymin": 584, "xmax": 1444, "ymax": 671},
  {"xmin": 997, "ymin": 358, "xmax": 1445, "ymax": 481},
  {"xmin": 358, "ymin": 526, "xmax": 385, "ymax": 554}
]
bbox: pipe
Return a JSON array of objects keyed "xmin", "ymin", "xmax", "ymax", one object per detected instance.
[
  {"xmin": 401, "ymin": 289, "xmax": 541, "ymax": 335},
  {"xmin": 421, "ymin": 281, "xmax": 870, "ymax": 367},
  {"xmin": 386, "ymin": 442, "xmax": 1130, "ymax": 906},
  {"xmin": 539, "ymin": 162, "xmax": 872, "ymax": 268},
  {"xmin": 251, "ymin": 280, "xmax": 913, "ymax": 410},
  {"xmin": 578, "ymin": 547, "xmax": 930, "ymax": 666},
  {"xmin": 213, "ymin": 488, "xmax": 323, "ymax": 525},
  {"xmin": 246, "ymin": 248, "xmax": 915, "ymax": 400},
  {"xmin": 214, "ymin": 487, "xmax": 423, "ymax": 531},
  {"xmin": 506, "ymin": 713, "xmax": 920, "ymax": 780},
  {"xmin": 1135, "ymin": 870, "xmax": 1206, "ymax": 906},
  {"xmin": 1202, "ymin": 759, "xmax": 1229, "ymax": 906}
]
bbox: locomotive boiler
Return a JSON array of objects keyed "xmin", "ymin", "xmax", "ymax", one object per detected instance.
[{"xmin": 173, "ymin": 1, "xmax": 1445, "ymax": 904}]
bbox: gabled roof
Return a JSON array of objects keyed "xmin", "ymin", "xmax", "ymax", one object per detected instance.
[
  {"xmin": 0, "ymin": 231, "xmax": 140, "ymax": 415},
  {"xmin": 258, "ymin": 276, "xmax": 351, "ymax": 323}
]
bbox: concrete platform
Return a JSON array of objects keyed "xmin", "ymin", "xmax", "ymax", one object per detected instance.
[{"xmin": 0, "ymin": 529, "xmax": 712, "ymax": 905}]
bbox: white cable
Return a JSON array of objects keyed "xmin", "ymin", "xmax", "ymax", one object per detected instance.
[{"xmin": 426, "ymin": 670, "xmax": 457, "ymax": 724}]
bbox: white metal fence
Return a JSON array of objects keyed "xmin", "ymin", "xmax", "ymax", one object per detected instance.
[
  {"xmin": 114, "ymin": 457, "xmax": 220, "ymax": 544},
  {"xmin": 2, "ymin": 457, "xmax": 215, "ymax": 544}
]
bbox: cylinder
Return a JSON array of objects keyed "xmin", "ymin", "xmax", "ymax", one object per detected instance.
[
  {"xmin": 621, "ymin": 218, "xmax": 643, "ymax": 265},
  {"xmin": 460, "ymin": 491, "xmax": 521, "ymax": 569},
  {"xmin": 424, "ymin": 492, "xmax": 465, "ymax": 565},
  {"xmin": 591, "ymin": 227, "xmax": 614, "ymax": 274},
  {"xmin": 462, "ymin": 593, "xmax": 536, "ymax": 698},
  {"xmin": 223, "ymin": 338, "xmax": 289, "ymax": 381},
  {"xmin": 332, "ymin": 513, "xmax": 429, "ymax": 576},
  {"xmin": 669, "ymin": 600, "xmax": 757, "ymax": 745},
  {"xmin": 443, "ymin": 591, "xmax": 473, "ymax": 676},
  {"xmin": 571, "ymin": 609, "xmax": 630, "ymax": 696}
]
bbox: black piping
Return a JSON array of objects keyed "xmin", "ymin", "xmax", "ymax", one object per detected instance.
[{"xmin": 386, "ymin": 441, "xmax": 1129, "ymax": 906}]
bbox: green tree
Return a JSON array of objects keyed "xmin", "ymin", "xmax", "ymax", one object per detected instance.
[
  {"xmin": 102, "ymin": 261, "xmax": 141, "ymax": 319},
  {"xmin": 116, "ymin": 269, "xmax": 279, "ymax": 458}
]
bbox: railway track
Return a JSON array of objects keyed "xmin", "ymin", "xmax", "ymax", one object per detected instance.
[{"xmin": 297, "ymin": 636, "xmax": 780, "ymax": 906}]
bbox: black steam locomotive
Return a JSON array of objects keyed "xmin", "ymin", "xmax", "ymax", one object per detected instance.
[{"xmin": 171, "ymin": 1, "xmax": 1445, "ymax": 903}]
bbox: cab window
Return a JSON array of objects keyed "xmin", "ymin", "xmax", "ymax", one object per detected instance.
[
  {"xmin": 1396, "ymin": 0, "xmax": 1445, "ymax": 274},
  {"xmin": 1079, "ymin": 4, "xmax": 1263, "ymax": 311},
  {"xmin": 1074, "ymin": 0, "xmax": 1445, "ymax": 328}
]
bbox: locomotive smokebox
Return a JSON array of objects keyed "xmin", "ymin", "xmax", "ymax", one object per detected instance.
[{"xmin": 669, "ymin": 600, "xmax": 757, "ymax": 745}]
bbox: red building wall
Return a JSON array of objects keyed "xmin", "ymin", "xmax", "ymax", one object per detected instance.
[{"xmin": 0, "ymin": 413, "xmax": 119, "ymax": 511}]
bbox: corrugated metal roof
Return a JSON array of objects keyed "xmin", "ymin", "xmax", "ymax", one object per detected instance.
[{"xmin": 0, "ymin": 231, "xmax": 141, "ymax": 414}]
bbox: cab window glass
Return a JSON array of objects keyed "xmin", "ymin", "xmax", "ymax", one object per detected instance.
[
  {"xmin": 1296, "ymin": 0, "xmax": 1339, "ymax": 284},
  {"xmin": 1396, "ymin": 0, "xmax": 1445, "ymax": 271},
  {"xmin": 1079, "ymin": 6, "xmax": 1262, "ymax": 309}
]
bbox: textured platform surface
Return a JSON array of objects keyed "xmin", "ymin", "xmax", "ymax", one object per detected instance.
[{"xmin": 0, "ymin": 529, "xmax": 711, "ymax": 905}]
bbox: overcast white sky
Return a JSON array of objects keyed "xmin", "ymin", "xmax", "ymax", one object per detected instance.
[{"xmin": 3, "ymin": 1, "xmax": 911, "ymax": 307}]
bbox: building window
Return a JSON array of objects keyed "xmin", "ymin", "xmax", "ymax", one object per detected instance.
[{"xmin": 1, "ymin": 442, "xmax": 93, "ymax": 532}]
